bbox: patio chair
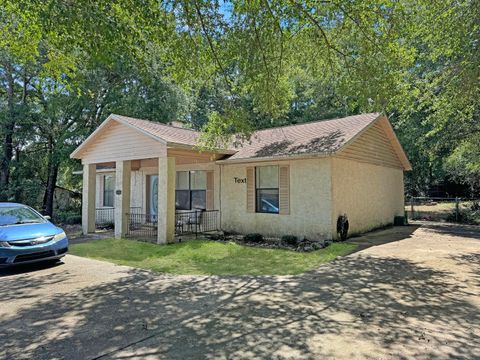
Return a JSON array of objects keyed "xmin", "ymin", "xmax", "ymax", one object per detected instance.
[{"xmin": 176, "ymin": 209, "xmax": 204, "ymax": 234}]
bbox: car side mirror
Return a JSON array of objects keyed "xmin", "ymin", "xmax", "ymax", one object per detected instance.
[{"xmin": 43, "ymin": 215, "xmax": 51, "ymax": 221}]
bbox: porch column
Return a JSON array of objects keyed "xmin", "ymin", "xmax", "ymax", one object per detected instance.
[
  {"xmin": 157, "ymin": 157, "xmax": 175, "ymax": 244},
  {"xmin": 82, "ymin": 163, "xmax": 96, "ymax": 235},
  {"xmin": 114, "ymin": 160, "xmax": 131, "ymax": 239}
]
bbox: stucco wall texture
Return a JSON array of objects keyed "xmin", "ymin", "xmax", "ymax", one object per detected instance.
[
  {"xmin": 94, "ymin": 157, "xmax": 405, "ymax": 241},
  {"xmin": 220, "ymin": 158, "xmax": 333, "ymax": 240},
  {"xmin": 331, "ymin": 157, "xmax": 405, "ymax": 237}
]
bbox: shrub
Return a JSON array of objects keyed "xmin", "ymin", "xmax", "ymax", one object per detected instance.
[
  {"xmin": 65, "ymin": 215, "xmax": 82, "ymax": 225},
  {"xmin": 243, "ymin": 233, "xmax": 264, "ymax": 243},
  {"xmin": 53, "ymin": 210, "xmax": 81, "ymax": 225},
  {"xmin": 281, "ymin": 235, "xmax": 299, "ymax": 246},
  {"xmin": 446, "ymin": 206, "xmax": 480, "ymax": 225},
  {"xmin": 471, "ymin": 201, "xmax": 480, "ymax": 211}
]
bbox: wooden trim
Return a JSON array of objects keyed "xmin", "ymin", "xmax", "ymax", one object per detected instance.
[
  {"xmin": 131, "ymin": 160, "xmax": 141, "ymax": 171},
  {"xmin": 279, "ymin": 165, "xmax": 290, "ymax": 215},
  {"xmin": 206, "ymin": 170, "xmax": 214, "ymax": 210},
  {"xmin": 246, "ymin": 167, "xmax": 255, "ymax": 213}
]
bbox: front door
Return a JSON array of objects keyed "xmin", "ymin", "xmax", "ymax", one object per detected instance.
[{"xmin": 149, "ymin": 175, "xmax": 158, "ymax": 222}]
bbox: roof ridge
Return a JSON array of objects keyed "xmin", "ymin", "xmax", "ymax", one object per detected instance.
[
  {"xmin": 251, "ymin": 112, "xmax": 381, "ymax": 134},
  {"xmin": 111, "ymin": 113, "xmax": 201, "ymax": 134},
  {"xmin": 112, "ymin": 112, "xmax": 381, "ymax": 137}
]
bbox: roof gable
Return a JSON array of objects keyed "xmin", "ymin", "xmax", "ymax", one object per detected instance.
[
  {"xmin": 336, "ymin": 116, "xmax": 411, "ymax": 170},
  {"xmin": 73, "ymin": 119, "xmax": 167, "ymax": 163},
  {"xmin": 71, "ymin": 114, "xmax": 234, "ymax": 160},
  {"xmin": 71, "ymin": 114, "xmax": 167, "ymax": 159},
  {"xmin": 226, "ymin": 113, "xmax": 381, "ymax": 160}
]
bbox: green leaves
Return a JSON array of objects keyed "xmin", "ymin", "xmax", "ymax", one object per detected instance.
[{"xmin": 1, "ymin": 0, "xmax": 479, "ymax": 196}]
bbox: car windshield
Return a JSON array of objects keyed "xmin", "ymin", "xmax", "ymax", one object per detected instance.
[{"xmin": 0, "ymin": 206, "xmax": 45, "ymax": 226}]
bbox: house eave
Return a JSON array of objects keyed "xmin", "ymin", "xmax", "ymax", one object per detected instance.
[
  {"xmin": 216, "ymin": 152, "xmax": 333, "ymax": 164},
  {"xmin": 166, "ymin": 142, "xmax": 237, "ymax": 155}
]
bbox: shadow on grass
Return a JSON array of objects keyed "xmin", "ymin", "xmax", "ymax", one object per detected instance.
[
  {"xmin": 1, "ymin": 250, "xmax": 479, "ymax": 359},
  {"xmin": 70, "ymin": 238, "xmax": 355, "ymax": 276}
]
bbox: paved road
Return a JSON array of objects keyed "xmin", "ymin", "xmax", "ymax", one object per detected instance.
[{"xmin": 1, "ymin": 223, "xmax": 479, "ymax": 359}]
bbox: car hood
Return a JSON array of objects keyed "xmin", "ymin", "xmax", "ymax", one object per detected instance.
[{"xmin": 0, "ymin": 222, "xmax": 62, "ymax": 241}]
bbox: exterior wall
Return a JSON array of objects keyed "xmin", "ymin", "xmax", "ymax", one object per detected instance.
[
  {"xmin": 94, "ymin": 161, "xmax": 221, "ymax": 215},
  {"xmin": 81, "ymin": 121, "xmax": 166, "ymax": 164},
  {"xmin": 220, "ymin": 158, "xmax": 333, "ymax": 240},
  {"xmin": 91, "ymin": 150, "xmax": 404, "ymax": 241},
  {"xmin": 95, "ymin": 171, "xmax": 143, "ymax": 210},
  {"xmin": 331, "ymin": 157, "xmax": 404, "ymax": 237}
]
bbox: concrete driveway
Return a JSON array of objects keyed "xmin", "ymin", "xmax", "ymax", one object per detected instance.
[{"xmin": 1, "ymin": 223, "xmax": 479, "ymax": 359}]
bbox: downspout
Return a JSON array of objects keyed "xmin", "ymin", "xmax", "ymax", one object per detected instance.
[
  {"xmin": 330, "ymin": 157, "xmax": 335, "ymax": 241},
  {"xmin": 219, "ymin": 164, "xmax": 222, "ymax": 230}
]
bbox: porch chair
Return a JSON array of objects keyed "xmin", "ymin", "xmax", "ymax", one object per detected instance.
[{"xmin": 176, "ymin": 208, "xmax": 205, "ymax": 234}]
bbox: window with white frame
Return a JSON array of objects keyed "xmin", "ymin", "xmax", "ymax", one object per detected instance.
[
  {"xmin": 255, "ymin": 165, "xmax": 279, "ymax": 214},
  {"xmin": 103, "ymin": 174, "xmax": 114, "ymax": 207},
  {"xmin": 175, "ymin": 171, "xmax": 207, "ymax": 210}
]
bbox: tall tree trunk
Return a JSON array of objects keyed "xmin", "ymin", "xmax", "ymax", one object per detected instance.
[
  {"xmin": 0, "ymin": 63, "xmax": 15, "ymax": 198},
  {"xmin": 43, "ymin": 162, "xmax": 59, "ymax": 217},
  {"xmin": 43, "ymin": 138, "xmax": 59, "ymax": 217}
]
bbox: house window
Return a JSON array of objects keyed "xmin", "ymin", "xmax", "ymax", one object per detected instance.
[
  {"xmin": 103, "ymin": 175, "xmax": 114, "ymax": 207},
  {"xmin": 255, "ymin": 165, "xmax": 279, "ymax": 214},
  {"xmin": 175, "ymin": 171, "xmax": 206, "ymax": 210}
]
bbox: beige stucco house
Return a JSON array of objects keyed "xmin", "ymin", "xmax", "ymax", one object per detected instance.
[{"xmin": 70, "ymin": 112, "xmax": 411, "ymax": 244}]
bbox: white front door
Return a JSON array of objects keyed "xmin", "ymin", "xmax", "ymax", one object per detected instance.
[{"xmin": 150, "ymin": 175, "xmax": 158, "ymax": 221}]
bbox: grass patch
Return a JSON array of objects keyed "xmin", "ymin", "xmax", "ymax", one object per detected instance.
[{"xmin": 70, "ymin": 238, "xmax": 356, "ymax": 275}]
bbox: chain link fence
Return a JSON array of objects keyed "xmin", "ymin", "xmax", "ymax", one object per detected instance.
[{"xmin": 406, "ymin": 197, "xmax": 480, "ymax": 224}]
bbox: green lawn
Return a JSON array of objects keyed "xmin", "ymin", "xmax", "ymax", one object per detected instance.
[{"xmin": 70, "ymin": 238, "xmax": 356, "ymax": 275}]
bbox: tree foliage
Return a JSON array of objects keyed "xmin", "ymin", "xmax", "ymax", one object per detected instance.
[{"xmin": 0, "ymin": 0, "xmax": 479, "ymax": 215}]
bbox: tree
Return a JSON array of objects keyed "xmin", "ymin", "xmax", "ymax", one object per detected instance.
[{"xmin": 1, "ymin": 0, "xmax": 479, "ymax": 208}]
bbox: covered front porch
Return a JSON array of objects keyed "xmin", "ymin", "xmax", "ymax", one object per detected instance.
[
  {"xmin": 83, "ymin": 156, "xmax": 222, "ymax": 243},
  {"xmin": 70, "ymin": 114, "xmax": 231, "ymax": 244},
  {"xmin": 82, "ymin": 157, "xmax": 176, "ymax": 243}
]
